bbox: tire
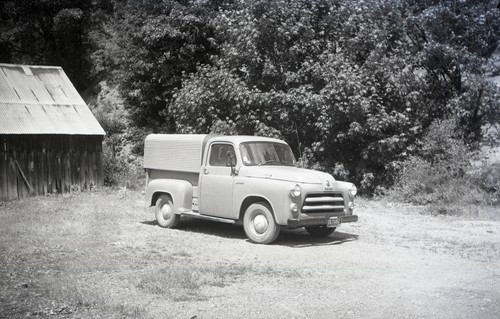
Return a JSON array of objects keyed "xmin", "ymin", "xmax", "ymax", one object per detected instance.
[
  {"xmin": 155, "ymin": 194, "xmax": 180, "ymax": 228},
  {"xmin": 305, "ymin": 226, "xmax": 336, "ymax": 237},
  {"xmin": 243, "ymin": 202, "xmax": 280, "ymax": 244}
]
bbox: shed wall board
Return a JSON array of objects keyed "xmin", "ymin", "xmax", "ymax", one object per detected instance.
[
  {"xmin": 0, "ymin": 143, "xmax": 6, "ymax": 200},
  {"xmin": 0, "ymin": 135, "xmax": 103, "ymax": 200},
  {"xmin": 7, "ymin": 153, "xmax": 16, "ymax": 199}
]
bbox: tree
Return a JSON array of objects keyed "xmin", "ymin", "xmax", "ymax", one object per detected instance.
[
  {"xmin": 171, "ymin": 0, "xmax": 500, "ymax": 193},
  {"xmin": 91, "ymin": 0, "xmax": 221, "ymax": 130},
  {"xmin": 4, "ymin": 0, "xmax": 496, "ymax": 193},
  {"xmin": 0, "ymin": 0, "xmax": 110, "ymax": 91}
]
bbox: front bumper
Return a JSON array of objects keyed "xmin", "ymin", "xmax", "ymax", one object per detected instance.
[{"xmin": 287, "ymin": 215, "xmax": 358, "ymax": 227}]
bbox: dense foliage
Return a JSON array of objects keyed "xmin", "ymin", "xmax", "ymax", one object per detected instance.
[
  {"xmin": 391, "ymin": 119, "xmax": 500, "ymax": 211},
  {"xmin": 1, "ymin": 0, "xmax": 499, "ymax": 195}
]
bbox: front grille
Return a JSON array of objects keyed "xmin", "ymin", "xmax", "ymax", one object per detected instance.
[{"xmin": 301, "ymin": 192, "xmax": 345, "ymax": 214}]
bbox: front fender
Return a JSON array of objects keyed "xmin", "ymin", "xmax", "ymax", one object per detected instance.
[
  {"xmin": 145, "ymin": 179, "xmax": 193, "ymax": 213},
  {"xmin": 234, "ymin": 178, "xmax": 290, "ymax": 225}
]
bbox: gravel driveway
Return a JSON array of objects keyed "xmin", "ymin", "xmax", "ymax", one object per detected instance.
[
  {"xmin": 133, "ymin": 198, "xmax": 500, "ymax": 319},
  {"xmin": 1, "ymin": 193, "xmax": 498, "ymax": 318}
]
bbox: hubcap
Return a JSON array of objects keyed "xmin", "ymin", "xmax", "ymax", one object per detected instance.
[
  {"xmin": 161, "ymin": 204, "xmax": 172, "ymax": 219},
  {"xmin": 253, "ymin": 214, "xmax": 269, "ymax": 234}
]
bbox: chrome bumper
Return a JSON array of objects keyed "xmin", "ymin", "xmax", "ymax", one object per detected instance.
[{"xmin": 287, "ymin": 215, "xmax": 358, "ymax": 227}]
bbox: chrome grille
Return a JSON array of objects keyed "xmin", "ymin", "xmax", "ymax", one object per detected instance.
[{"xmin": 301, "ymin": 193, "xmax": 345, "ymax": 214}]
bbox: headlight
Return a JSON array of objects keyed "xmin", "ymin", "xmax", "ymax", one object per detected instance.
[
  {"xmin": 348, "ymin": 184, "xmax": 357, "ymax": 197},
  {"xmin": 290, "ymin": 184, "xmax": 301, "ymax": 198}
]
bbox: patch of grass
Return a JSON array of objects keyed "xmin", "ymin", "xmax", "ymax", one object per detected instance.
[
  {"xmin": 260, "ymin": 265, "xmax": 303, "ymax": 278},
  {"xmin": 46, "ymin": 284, "xmax": 151, "ymax": 319},
  {"xmin": 136, "ymin": 263, "xmax": 252, "ymax": 301},
  {"xmin": 172, "ymin": 250, "xmax": 192, "ymax": 258},
  {"xmin": 108, "ymin": 303, "xmax": 149, "ymax": 319},
  {"xmin": 0, "ymin": 191, "xmax": 295, "ymax": 317},
  {"xmin": 0, "ymin": 191, "xmax": 148, "ymax": 318}
]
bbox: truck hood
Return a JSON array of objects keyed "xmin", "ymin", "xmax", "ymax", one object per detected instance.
[{"xmin": 242, "ymin": 166, "xmax": 334, "ymax": 185}]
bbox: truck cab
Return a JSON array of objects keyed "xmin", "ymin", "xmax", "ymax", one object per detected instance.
[{"xmin": 144, "ymin": 134, "xmax": 358, "ymax": 244}]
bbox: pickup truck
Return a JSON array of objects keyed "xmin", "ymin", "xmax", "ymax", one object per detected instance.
[{"xmin": 143, "ymin": 134, "xmax": 358, "ymax": 244}]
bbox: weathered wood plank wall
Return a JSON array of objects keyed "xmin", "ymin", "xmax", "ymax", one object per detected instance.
[{"xmin": 0, "ymin": 135, "xmax": 103, "ymax": 200}]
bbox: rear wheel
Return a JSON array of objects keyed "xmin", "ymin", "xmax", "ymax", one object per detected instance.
[
  {"xmin": 155, "ymin": 194, "xmax": 180, "ymax": 228},
  {"xmin": 305, "ymin": 226, "xmax": 336, "ymax": 237},
  {"xmin": 243, "ymin": 203, "xmax": 280, "ymax": 244}
]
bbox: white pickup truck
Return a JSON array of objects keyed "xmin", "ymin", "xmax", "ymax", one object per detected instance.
[{"xmin": 143, "ymin": 134, "xmax": 358, "ymax": 244}]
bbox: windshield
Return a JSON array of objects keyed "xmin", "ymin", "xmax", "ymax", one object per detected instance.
[{"xmin": 240, "ymin": 142, "xmax": 296, "ymax": 166}]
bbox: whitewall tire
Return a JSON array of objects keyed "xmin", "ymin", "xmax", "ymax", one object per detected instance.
[{"xmin": 243, "ymin": 202, "xmax": 280, "ymax": 244}]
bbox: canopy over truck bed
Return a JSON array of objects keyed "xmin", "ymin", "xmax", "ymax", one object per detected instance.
[{"xmin": 144, "ymin": 134, "xmax": 212, "ymax": 185}]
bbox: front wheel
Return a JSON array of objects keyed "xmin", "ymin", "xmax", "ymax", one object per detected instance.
[
  {"xmin": 155, "ymin": 194, "xmax": 180, "ymax": 228},
  {"xmin": 243, "ymin": 203, "xmax": 280, "ymax": 244},
  {"xmin": 305, "ymin": 226, "xmax": 336, "ymax": 237}
]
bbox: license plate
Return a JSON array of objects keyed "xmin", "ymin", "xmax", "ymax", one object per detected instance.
[{"xmin": 327, "ymin": 217, "xmax": 340, "ymax": 228}]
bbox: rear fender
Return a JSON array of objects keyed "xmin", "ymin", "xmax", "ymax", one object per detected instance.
[{"xmin": 145, "ymin": 179, "xmax": 193, "ymax": 213}]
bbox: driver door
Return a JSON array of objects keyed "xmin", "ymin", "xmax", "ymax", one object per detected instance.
[{"xmin": 199, "ymin": 143, "xmax": 236, "ymax": 219}]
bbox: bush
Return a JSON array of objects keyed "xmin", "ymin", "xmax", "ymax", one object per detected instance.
[
  {"xmin": 390, "ymin": 119, "xmax": 499, "ymax": 213},
  {"xmin": 103, "ymin": 151, "xmax": 145, "ymax": 190},
  {"xmin": 470, "ymin": 162, "xmax": 500, "ymax": 205},
  {"xmin": 391, "ymin": 156, "xmax": 482, "ymax": 205}
]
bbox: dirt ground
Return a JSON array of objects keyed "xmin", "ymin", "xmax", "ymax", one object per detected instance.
[{"xmin": 0, "ymin": 191, "xmax": 499, "ymax": 318}]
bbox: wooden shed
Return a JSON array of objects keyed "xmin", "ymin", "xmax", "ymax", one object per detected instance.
[{"xmin": 0, "ymin": 63, "xmax": 105, "ymax": 200}]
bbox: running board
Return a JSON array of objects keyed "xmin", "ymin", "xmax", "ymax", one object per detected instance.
[{"xmin": 180, "ymin": 210, "xmax": 236, "ymax": 224}]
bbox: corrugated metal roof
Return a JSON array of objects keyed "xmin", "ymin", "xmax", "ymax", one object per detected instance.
[{"xmin": 0, "ymin": 63, "xmax": 105, "ymax": 135}]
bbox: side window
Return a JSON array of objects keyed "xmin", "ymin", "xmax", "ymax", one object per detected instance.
[{"xmin": 209, "ymin": 144, "xmax": 236, "ymax": 167}]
